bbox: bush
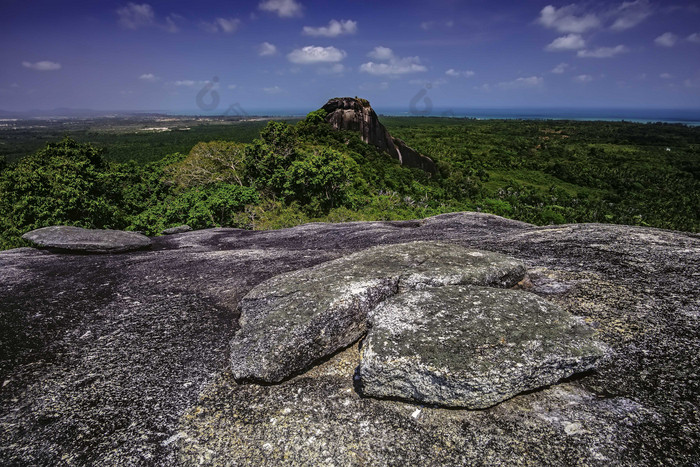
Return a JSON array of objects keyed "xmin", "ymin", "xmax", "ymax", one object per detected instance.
[
  {"xmin": 0, "ymin": 138, "xmax": 123, "ymax": 249},
  {"xmin": 283, "ymin": 146, "xmax": 366, "ymax": 214},
  {"xmin": 129, "ymin": 183, "xmax": 259, "ymax": 234},
  {"xmin": 165, "ymin": 141, "xmax": 246, "ymax": 188}
]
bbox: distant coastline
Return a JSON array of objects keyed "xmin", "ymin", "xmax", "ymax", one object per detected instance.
[
  {"xmin": 171, "ymin": 107, "xmax": 700, "ymax": 126},
  {"xmin": 2, "ymin": 107, "xmax": 700, "ymax": 126}
]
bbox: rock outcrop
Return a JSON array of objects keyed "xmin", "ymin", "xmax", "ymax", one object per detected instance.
[
  {"xmin": 21, "ymin": 225, "xmax": 152, "ymax": 253},
  {"xmin": 322, "ymin": 97, "xmax": 437, "ymax": 174},
  {"xmin": 230, "ymin": 242, "xmax": 526, "ymax": 383},
  {"xmin": 1, "ymin": 213, "xmax": 698, "ymax": 465}
]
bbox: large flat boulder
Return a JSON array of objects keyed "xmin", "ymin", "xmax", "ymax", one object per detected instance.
[
  {"xmin": 22, "ymin": 226, "xmax": 151, "ymax": 253},
  {"xmin": 359, "ymin": 285, "xmax": 607, "ymax": 408},
  {"xmin": 230, "ymin": 242, "xmax": 526, "ymax": 383}
]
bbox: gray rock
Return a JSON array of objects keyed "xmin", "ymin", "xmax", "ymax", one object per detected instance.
[
  {"xmin": 360, "ymin": 285, "xmax": 607, "ymax": 408},
  {"xmin": 22, "ymin": 225, "xmax": 151, "ymax": 253},
  {"xmin": 230, "ymin": 242, "xmax": 525, "ymax": 383},
  {"xmin": 1, "ymin": 212, "xmax": 698, "ymax": 465},
  {"xmin": 322, "ymin": 97, "xmax": 437, "ymax": 173},
  {"xmin": 161, "ymin": 225, "xmax": 192, "ymax": 235}
]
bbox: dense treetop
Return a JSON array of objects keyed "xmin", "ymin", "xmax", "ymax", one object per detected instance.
[{"xmin": 0, "ymin": 114, "xmax": 698, "ymax": 250}]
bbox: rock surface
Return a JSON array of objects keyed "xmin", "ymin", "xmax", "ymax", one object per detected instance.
[
  {"xmin": 21, "ymin": 225, "xmax": 151, "ymax": 253},
  {"xmin": 1, "ymin": 213, "xmax": 698, "ymax": 465},
  {"xmin": 322, "ymin": 97, "xmax": 437, "ymax": 173},
  {"xmin": 360, "ymin": 285, "xmax": 607, "ymax": 408},
  {"xmin": 161, "ymin": 225, "xmax": 192, "ymax": 235},
  {"xmin": 230, "ymin": 242, "xmax": 525, "ymax": 383}
]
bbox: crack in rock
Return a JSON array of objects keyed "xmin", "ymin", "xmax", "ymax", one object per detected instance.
[{"xmin": 230, "ymin": 241, "xmax": 528, "ymax": 384}]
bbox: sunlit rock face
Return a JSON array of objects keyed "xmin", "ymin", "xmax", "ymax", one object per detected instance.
[
  {"xmin": 230, "ymin": 242, "xmax": 528, "ymax": 384},
  {"xmin": 2, "ymin": 213, "xmax": 699, "ymax": 465},
  {"xmin": 321, "ymin": 97, "xmax": 437, "ymax": 174}
]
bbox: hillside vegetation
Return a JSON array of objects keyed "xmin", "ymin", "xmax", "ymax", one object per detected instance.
[{"xmin": 0, "ymin": 112, "xmax": 698, "ymax": 250}]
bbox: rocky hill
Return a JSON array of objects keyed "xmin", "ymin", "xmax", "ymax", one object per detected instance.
[
  {"xmin": 322, "ymin": 97, "xmax": 437, "ymax": 174},
  {"xmin": 1, "ymin": 213, "xmax": 698, "ymax": 465}
]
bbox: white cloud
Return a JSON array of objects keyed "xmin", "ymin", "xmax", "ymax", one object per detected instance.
[
  {"xmin": 117, "ymin": 3, "xmax": 154, "ymax": 29},
  {"xmin": 22, "ymin": 60, "xmax": 61, "ymax": 71},
  {"xmin": 360, "ymin": 47, "xmax": 427, "ymax": 75},
  {"xmin": 139, "ymin": 73, "xmax": 159, "ymax": 82},
  {"xmin": 287, "ymin": 46, "xmax": 346, "ymax": 64},
  {"xmin": 367, "ymin": 46, "xmax": 394, "ymax": 61},
  {"xmin": 659, "ymin": 73, "xmax": 672, "ymax": 79},
  {"xmin": 258, "ymin": 42, "xmax": 278, "ymax": 56},
  {"xmin": 546, "ymin": 34, "xmax": 586, "ymax": 51},
  {"xmin": 609, "ymin": 0, "xmax": 652, "ymax": 31},
  {"xmin": 496, "ymin": 76, "xmax": 544, "ymax": 89},
  {"xmin": 263, "ymin": 85, "xmax": 283, "ymax": 94},
  {"xmin": 654, "ymin": 32, "xmax": 678, "ymax": 47},
  {"xmin": 551, "ymin": 62, "xmax": 570, "ymax": 74},
  {"xmin": 573, "ymin": 74, "xmax": 593, "ymax": 83},
  {"xmin": 201, "ymin": 17, "xmax": 241, "ymax": 34},
  {"xmin": 688, "ymin": 33, "xmax": 700, "ymax": 43},
  {"xmin": 303, "ymin": 19, "xmax": 357, "ymax": 37},
  {"xmin": 445, "ymin": 69, "xmax": 475, "ymax": 78},
  {"xmin": 259, "ymin": 0, "xmax": 302, "ymax": 18},
  {"xmin": 537, "ymin": 5, "xmax": 600, "ymax": 33},
  {"xmin": 577, "ymin": 45, "xmax": 628, "ymax": 58},
  {"xmin": 173, "ymin": 80, "xmax": 196, "ymax": 87}
]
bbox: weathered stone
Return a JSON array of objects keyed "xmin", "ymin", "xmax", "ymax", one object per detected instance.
[
  {"xmin": 322, "ymin": 97, "xmax": 437, "ymax": 173},
  {"xmin": 230, "ymin": 241, "xmax": 526, "ymax": 383},
  {"xmin": 360, "ymin": 285, "xmax": 607, "ymax": 408},
  {"xmin": 22, "ymin": 225, "xmax": 151, "ymax": 253},
  {"xmin": 1, "ymin": 212, "xmax": 698, "ymax": 465},
  {"xmin": 161, "ymin": 225, "xmax": 192, "ymax": 235}
]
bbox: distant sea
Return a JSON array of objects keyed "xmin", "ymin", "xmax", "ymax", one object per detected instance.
[{"xmin": 183, "ymin": 107, "xmax": 700, "ymax": 126}]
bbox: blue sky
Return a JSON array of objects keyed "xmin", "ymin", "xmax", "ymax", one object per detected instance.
[{"xmin": 1, "ymin": 0, "xmax": 699, "ymax": 113}]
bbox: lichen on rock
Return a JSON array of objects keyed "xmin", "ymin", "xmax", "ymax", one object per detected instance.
[
  {"xmin": 230, "ymin": 241, "xmax": 527, "ymax": 383},
  {"xmin": 360, "ymin": 285, "xmax": 607, "ymax": 408},
  {"xmin": 22, "ymin": 225, "xmax": 152, "ymax": 253}
]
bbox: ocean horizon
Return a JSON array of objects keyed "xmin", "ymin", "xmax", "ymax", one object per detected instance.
[{"xmin": 170, "ymin": 107, "xmax": 700, "ymax": 126}]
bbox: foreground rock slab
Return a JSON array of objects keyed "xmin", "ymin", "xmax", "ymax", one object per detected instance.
[
  {"xmin": 360, "ymin": 285, "xmax": 607, "ymax": 408},
  {"xmin": 2, "ymin": 213, "xmax": 698, "ymax": 465},
  {"xmin": 230, "ymin": 241, "xmax": 526, "ymax": 383},
  {"xmin": 22, "ymin": 226, "xmax": 152, "ymax": 253}
]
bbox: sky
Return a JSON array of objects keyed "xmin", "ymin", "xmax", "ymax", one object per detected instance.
[{"xmin": 1, "ymin": 0, "xmax": 700, "ymax": 114}]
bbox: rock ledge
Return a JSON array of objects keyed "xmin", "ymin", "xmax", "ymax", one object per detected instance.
[{"xmin": 22, "ymin": 225, "xmax": 152, "ymax": 253}]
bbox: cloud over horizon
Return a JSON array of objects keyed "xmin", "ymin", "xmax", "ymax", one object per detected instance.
[
  {"xmin": 302, "ymin": 19, "xmax": 357, "ymax": 37},
  {"xmin": 546, "ymin": 34, "xmax": 586, "ymax": 51},
  {"xmin": 577, "ymin": 45, "xmax": 628, "ymax": 58},
  {"xmin": 259, "ymin": 0, "xmax": 302, "ymax": 18},
  {"xmin": 360, "ymin": 47, "xmax": 427, "ymax": 75},
  {"xmin": 287, "ymin": 46, "xmax": 346, "ymax": 64},
  {"xmin": 22, "ymin": 60, "xmax": 61, "ymax": 71}
]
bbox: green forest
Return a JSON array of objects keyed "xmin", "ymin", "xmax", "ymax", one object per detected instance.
[{"xmin": 0, "ymin": 111, "xmax": 698, "ymax": 250}]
